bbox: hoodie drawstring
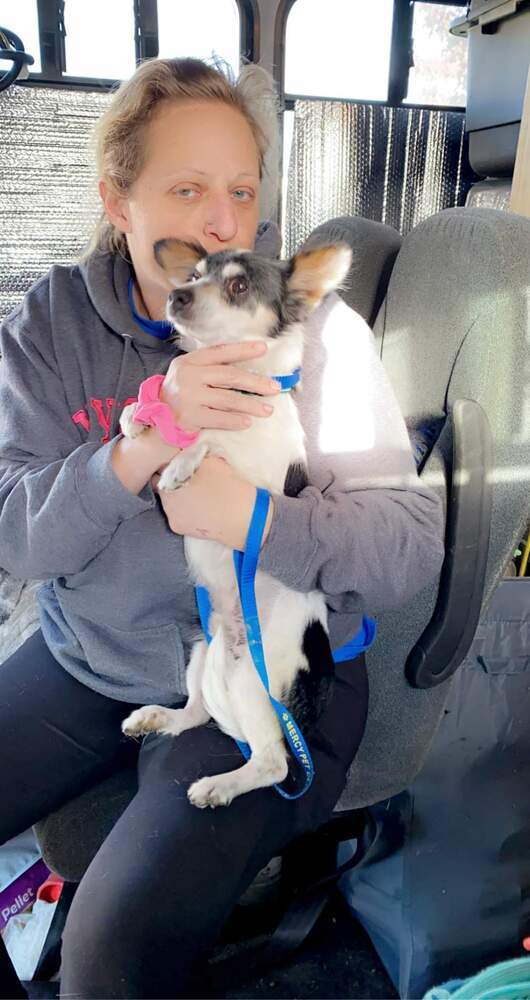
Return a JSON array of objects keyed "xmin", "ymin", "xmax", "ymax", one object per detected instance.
[
  {"xmin": 110, "ymin": 334, "xmax": 161, "ymax": 439},
  {"xmin": 110, "ymin": 334, "xmax": 134, "ymax": 439}
]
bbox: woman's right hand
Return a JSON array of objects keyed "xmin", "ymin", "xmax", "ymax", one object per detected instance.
[{"xmin": 160, "ymin": 341, "xmax": 281, "ymax": 434}]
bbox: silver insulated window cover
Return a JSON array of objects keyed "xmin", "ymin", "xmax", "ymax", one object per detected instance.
[
  {"xmin": 1, "ymin": 86, "xmax": 110, "ymax": 322},
  {"xmin": 283, "ymin": 100, "xmax": 473, "ymax": 256},
  {"xmin": 1, "ymin": 87, "xmax": 472, "ymax": 320}
]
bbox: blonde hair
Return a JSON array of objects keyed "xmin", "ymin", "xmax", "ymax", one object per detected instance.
[{"xmin": 87, "ymin": 57, "xmax": 279, "ymax": 258}]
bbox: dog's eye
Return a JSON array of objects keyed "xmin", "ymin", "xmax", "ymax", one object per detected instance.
[
  {"xmin": 228, "ymin": 276, "xmax": 248, "ymax": 296},
  {"xmin": 189, "ymin": 270, "xmax": 201, "ymax": 283}
]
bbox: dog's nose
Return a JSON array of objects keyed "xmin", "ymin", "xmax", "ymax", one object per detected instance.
[{"xmin": 170, "ymin": 288, "xmax": 193, "ymax": 310}]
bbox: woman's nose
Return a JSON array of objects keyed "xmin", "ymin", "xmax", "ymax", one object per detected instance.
[{"xmin": 202, "ymin": 195, "xmax": 238, "ymax": 244}]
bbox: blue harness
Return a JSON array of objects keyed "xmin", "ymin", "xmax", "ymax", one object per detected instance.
[{"xmin": 194, "ymin": 371, "xmax": 377, "ymax": 800}]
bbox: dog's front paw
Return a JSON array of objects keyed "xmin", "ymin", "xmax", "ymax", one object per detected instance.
[
  {"xmin": 122, "ymin": 705, "xmax": 174, "ymax": 737},
  {"xmin": 158, "ymin": 462, "xmax": 187, "ymax": 491},
  {"xmin": 158, "ymin": 444, "xmax": 209, "ymax": 491},
  {"xmin": 120, "ymin": 402, "xmax": 146, "ymax": 440},
  {"xmin": 187, "ymin": 775, "xmax": 235, "ymax": 809}
]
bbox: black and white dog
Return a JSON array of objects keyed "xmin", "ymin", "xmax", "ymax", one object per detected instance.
[{"xmin": 121, "ymin": 238, "xmax": 352, "ymax": 808}]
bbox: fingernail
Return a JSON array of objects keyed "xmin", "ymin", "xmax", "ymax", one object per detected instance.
[{"xmin": 263, "ymin": 404, "xmax": 273, "ymax": 414}]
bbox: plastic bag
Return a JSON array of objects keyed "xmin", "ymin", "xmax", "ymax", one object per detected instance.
[{"xmin": 2, "ymin": 897, "xmax": 58, "ymax": 981}]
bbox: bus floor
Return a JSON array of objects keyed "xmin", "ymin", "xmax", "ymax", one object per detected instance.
[
  {"xmin": 211, "ymin": 889, "xmax": 397, "ymax": 999},
  {"xmin": 23, "ymin": 890, "xmax": 397, "ymax": 999}
]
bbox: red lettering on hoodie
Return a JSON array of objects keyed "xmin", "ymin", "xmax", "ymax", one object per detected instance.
[
  {"xmin": 72, "ymin": 408, "xmax": 90, "ymax": 433},
  {"xmin": 71, "ymin": 398, "xmax": 138, "ymax": 443},
  {"xmin": 89, "ymin": 398, "xmax": 115, "ymax": 443}
]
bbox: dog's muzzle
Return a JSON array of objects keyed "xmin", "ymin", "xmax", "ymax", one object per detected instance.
[{"xmin": 169, "ymin": 287, "xmax": 194, "ymax": 314}]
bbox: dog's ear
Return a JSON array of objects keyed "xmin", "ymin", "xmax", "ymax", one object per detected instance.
[
  {"xmin": 287, "ymin": 243, "xmax": 352, "ymax": 310},
  {"xmin": 153, "ymin": 239, "xmax": 207, "ymax": 286}
]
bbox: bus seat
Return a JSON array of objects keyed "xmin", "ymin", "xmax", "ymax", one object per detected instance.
[
  {"xmin": 466, "ymin": 178, "xmax": 512, "ymax": 211},
  {"xmin": 338, "ymin": 206, "xmax": 529, "ymax": 810},
  {"xmin": 28, "ymin": 207, "xmax": 530, "ymax": 974}
]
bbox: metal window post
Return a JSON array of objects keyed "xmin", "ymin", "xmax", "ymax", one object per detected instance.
[
  {"xmin": 36, "ymin": 0, "xmax": 65, "ymax": 79},
  {"xmin": 134, "ymin": 0, "xmax": 159, "ymax": 64}
]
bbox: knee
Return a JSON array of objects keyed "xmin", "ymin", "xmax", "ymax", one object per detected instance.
[
  {"xmin": 60, "ymin": 880, "xmax": 135, "ymax": 994},
  {"xmin": 60, "ymin": 873, "xmax": 204, "ymax": 998}
]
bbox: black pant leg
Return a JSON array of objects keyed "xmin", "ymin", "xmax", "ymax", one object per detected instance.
[
  {"xmin": 0, "ymin": 629, "xmax": 141, "ymax": 998},
  {"xmin": 0, "ymin": 629, "xmax": 140, "ymax": 846},
  {"xmin": 59, "ymin": 655, "xmax": 368, "ymax": 999}
]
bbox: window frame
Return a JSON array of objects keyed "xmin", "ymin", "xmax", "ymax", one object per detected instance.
[
  {"xmin": 276, "ymin": 0, "xmax": 469, "ymax": 115},
  {"xmin": 14, "ymin": 0, "xmax": 257, "ymax": 92}
]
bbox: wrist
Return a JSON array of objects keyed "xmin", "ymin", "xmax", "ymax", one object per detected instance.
[
  {"xmin": 235, "ymin": 489, "xmax": 273, "ymax": 551},
  {"xmin": 112, "ymin": 429, "xmax": 179, "ymax": 494},
  {"xmin": 237, "ymin": 490, "xmax": 273, "ymax": 552},
  {"xmin": 135, "ymin": 374, "xmax": 199, "ymax": 447},
  {"xmin": 142, "ymin": 426, "xmax": 182, "ymax": 469}
]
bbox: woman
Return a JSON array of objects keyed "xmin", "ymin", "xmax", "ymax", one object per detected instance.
[{"xmin": 0, "ymin": 58, "xmax": 444, "ymax": 998}]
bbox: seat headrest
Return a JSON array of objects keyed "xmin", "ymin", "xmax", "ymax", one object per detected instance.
[{"xmin": 375, "ymin": 206, "xmax": 530, "ymax": 427}]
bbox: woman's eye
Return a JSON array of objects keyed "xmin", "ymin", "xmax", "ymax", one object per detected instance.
[
  {"xmin": 228, "ymin": 276, "xmax": 248, "ymax": 296},
  {"xmin": 232, "ymin": 189, "xmax": 253, "ymax": 202},
  {"xmin": 174, "ymin": 187, "xmax": 198, "ymax": 199}
]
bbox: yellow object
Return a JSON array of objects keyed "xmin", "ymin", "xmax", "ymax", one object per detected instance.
[
  {"xmin": 511, "ymin": 65, "xmax": 530, "ymax": 218},
  {"xmin": 519, "ymin": 532, "xmax": 530, "ymax": 578}
]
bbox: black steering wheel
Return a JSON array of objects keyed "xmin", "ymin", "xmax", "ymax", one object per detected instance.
[{"xmin": 0, "ymin": 26, "xmax": 34, "ymax": 93}]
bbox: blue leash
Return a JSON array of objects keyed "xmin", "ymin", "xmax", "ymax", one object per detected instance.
[
  {"xmin": 196, "ymin": 489, "xmax": 314, "ymax": 799},
  {"xmin": 194, "ymin": 487, "xmax": 377, "ymax": 800}
]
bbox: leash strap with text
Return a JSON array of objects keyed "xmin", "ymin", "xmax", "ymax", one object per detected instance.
[
  {"xmin": 195, "ymin": 487, "xmax": 377, "ymax": 800},
  {"xmin": 196, "ymin": 488, "xmax": 314, "ymax": 799}
]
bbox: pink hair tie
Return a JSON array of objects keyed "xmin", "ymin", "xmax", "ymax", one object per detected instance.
[{"xmin": 132, "ymin": 374, "xmax": 199, "ymax": 449}]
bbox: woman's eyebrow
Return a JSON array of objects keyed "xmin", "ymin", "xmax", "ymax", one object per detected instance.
[
  {"xmin": 163, "ymin": 169, "xmax": 209, "ymax": 181},
  {"xmin": 163, "ymin": 170, "xmax": 259, "ymax": 182}
]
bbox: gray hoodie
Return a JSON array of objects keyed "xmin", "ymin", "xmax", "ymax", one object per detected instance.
[{"xmin": 0, "ymin": 226, "xmax": 445, "ymax": 705}]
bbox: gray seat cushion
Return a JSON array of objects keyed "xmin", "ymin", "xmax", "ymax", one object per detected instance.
[
  {"xmin": 35, "ymin": 766, "xmax": 139, "ymax": 881},
  {"xmin": 339, "ymin": 207, "xmax": 530, "ymax": 809}
]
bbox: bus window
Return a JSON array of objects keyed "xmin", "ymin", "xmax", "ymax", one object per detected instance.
[
  {"xmin": 64, "ymin": 0, "xmax": 136, "ymax": 80},
  {"xmin": 281, "ymin": 1, "xmax": 472, "ymax": 252},
  {"xmin": 405, "ymin": 2, "xmax": 468, "ymax": 108},
  {"xmin": 157, "ymin": 0, "xmax": 240, "ymax": 77},
  {"xmin": 54, "ymin": 0, "xmax": 240, "ymax": 84},
  {"xmin": 284, "ymin": 0, "xmax": 393, "ymax": 102},
  {"xmin": 0, "ymin": 0, "xmax": 40, "ymax": 73}
]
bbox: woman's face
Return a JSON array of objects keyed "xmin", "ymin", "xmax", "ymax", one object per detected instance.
[{"xmin": 104, "ymin": 99, "xmax": 261, "ymax": 301}]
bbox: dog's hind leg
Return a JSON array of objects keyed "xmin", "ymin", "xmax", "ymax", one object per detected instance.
[
  {"xmin": 122, "ymin": 639, "xmax": 210, "ymax": 738},
  {"xmin": 187, "ymin": 659, "xmax": 288, "ymax": 808}
]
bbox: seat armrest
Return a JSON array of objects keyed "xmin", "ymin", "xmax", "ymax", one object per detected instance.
[{"xmin": 406, "ymin": 398, "xmax": 493, "ymax": 689}]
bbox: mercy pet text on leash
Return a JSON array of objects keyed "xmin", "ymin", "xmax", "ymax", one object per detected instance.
[{"xmin": 120, "ymin": 238, "xmax": 352, "ymax": 808}]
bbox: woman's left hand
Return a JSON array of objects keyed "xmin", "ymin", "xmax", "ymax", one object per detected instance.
[{"xmin": 153, "ymin": 455, "xmax": 273, "ymax": 551}]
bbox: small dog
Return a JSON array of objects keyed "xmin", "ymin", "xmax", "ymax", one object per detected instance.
[{"xmin": 121, "ymin": 238, "xmax": 352, "ymax": 808}]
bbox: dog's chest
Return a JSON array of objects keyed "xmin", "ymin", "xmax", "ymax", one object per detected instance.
[{"xmin": 203, "ymin": 393, "xmax": 305, "ymax": 494}]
